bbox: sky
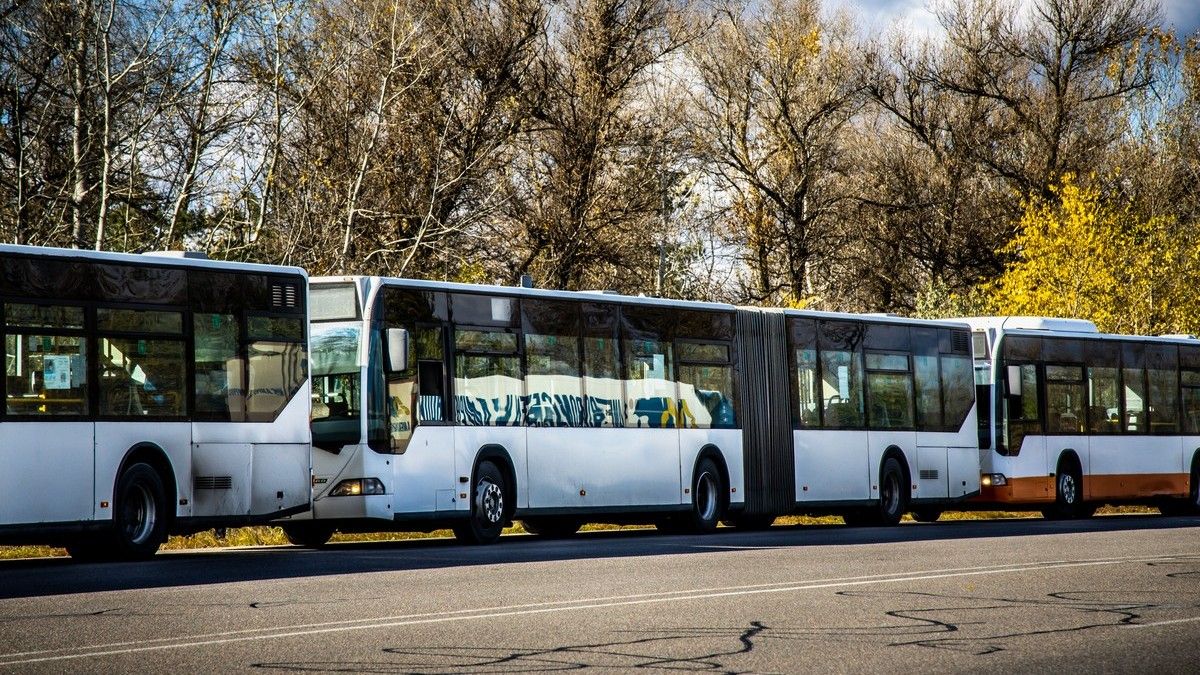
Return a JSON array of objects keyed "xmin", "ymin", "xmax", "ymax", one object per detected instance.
[{"xmin": 828, "ymin": 0, "xmax": 1200, "ymax": 39}]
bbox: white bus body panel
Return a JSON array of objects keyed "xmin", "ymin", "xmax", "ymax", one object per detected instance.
[
  {"xmin": 392, "ymin": 426, "xmax": 456, "ymax": 515},
  {"xmin": 679, "ymin": 428, "xmax": 743, "ymax": 507},
  {"xmin": 948, "ymin": 446, "xmax": 981, "ymax": 497},
  {"xmin": 915, "ymin": 446, "xmax": 948, "ymax": 499},
  {"xmin": 455, "ymin": 426, "xmax": 526, "ymax": 511},
  {"xmin": 869, "ymin": 430, "xmax": 918, "ymax": 497},
  {"xmin": 95, "ymin": 422, "xmax": 191, "ymax": 519},
  {"xmin": 0, "ymin": 422, "xmax": 94, "ymax": 525},
  {"xmin": 527, "ymin": 428, "xmax": 681, "ymax": 508},
  {"xmin": 794, "ymin": 430, "xmax": 869, "ymax": 501}
]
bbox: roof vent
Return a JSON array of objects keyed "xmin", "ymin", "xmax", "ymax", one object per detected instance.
[{"xmin": 271, "ymin": 282, "xmax": 299, "ymax": 309}]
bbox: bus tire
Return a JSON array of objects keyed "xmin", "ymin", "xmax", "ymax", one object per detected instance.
[
  {"xmin": 453, "ymin": 461, "xmax": 508, "ymax": 545},
  {"xmin": 685, "ymin": 458, "xmax": 726, "ymax": 533},
  {"xmin": 910, "ymin": 507, "xmax": 942, "ymax": 523},
  {"xmin": 877, "ymin": 458, "xmax": 908, "ymax": 525},
  {"xmin": 521, "ymin": 518, "xmax": 580, "ymax": 538},
  {"xmin": 281, "ymin": 523, "xmax": 334, "ymax": 548},
  {"xmin": 1047, "ymin": 459, "xmax": 1085, "ymax": 519},
  {"xmin": 106, "ymin": 462, "xmax": 169, "ymax": 560}
]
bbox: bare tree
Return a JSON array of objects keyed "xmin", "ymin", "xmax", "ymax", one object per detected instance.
[{"xmin": 688, "ymin": 0, "xmax": 866, "ymax": 306}]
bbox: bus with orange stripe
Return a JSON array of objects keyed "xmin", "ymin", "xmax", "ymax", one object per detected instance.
[{"xmin": 965, "ymin": 317, "xmax": 1200, "ymax": 517}]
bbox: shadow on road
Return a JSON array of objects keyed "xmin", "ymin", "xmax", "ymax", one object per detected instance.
[{"xmin": 1, "ymin": 515, "xmax": 1197, "ymax": 600}]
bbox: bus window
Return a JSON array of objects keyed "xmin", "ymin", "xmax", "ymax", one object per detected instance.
[
  {"xmin": 195, "ymin": 313, "xmax": 244, "ymax": 419},
  {"xmin": 623, "ymin": 337, "xmax": 676, "ymax": 428},
  {"xmin": 1087, "ymin": 366, "xmax": 1121, "ymax": 433},
  {"xmin": 455, "ymin": 328, "xmax": 522, "ymax": 426},
  {"xmin": 1003, "ymin": 363, "xmax": 1041, "ymax": 455},
  {"xmin": 677, "ymin": 342, "xmax": 735, "ymax": 429},
  {"xmin": 246, "ymin": 316, "xmax": 306, "ymax": 422},
  {"xmin": 940, "ymin": 354, "xmax": 973, "ymax": 431},
  {"xmin": 523, "ymin": 299, "xmax": 583, "ymax": 427},
  {"xmin": 1045, "ymin": 365, "xmax": 1085, "ymax": 433},
  {"xmin": 1147, "ymin": 345, "xmax": 1179, "ymax": 434},
  {"xmin": 818, "ymin": 321, "xmax": 864, "ymax": 428},
  {"xmin": 792, "ymin": 317, "xmax": 820, "ymax": 427},
  {"xmin": 865, "ymin": 352, "xmax": 913, "ymax": 429},
  {"xmin": 911, "ymin": 327, "xmax": 941, "ymax": 431},
  {"xmin": 1123, "ymin": 343, "xmax": 1147, "ymax": 433},
  {"xmin": 582, "ymin": 303, "xmax": 621, "ymax": 427},
  {"xmin": 621, "ymin": 306, "xmax": 677, "ymax": 428},
  {"xmin": 5, "ymin": 334, "xmax": 88, "ymax": 416},
  {"xmin": 415, "ymin": 327, "xmax": 446, "ymax": 423},
  {"xmin": 98, "ymin": 338, "xmax": 186, "ymax": 417},
  {"xmin": 1182, "ymin": 369, "xmax": 1200, "ymax": 434}
]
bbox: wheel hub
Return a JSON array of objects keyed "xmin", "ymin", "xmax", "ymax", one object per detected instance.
[
  {"xmin": 1060, "ymin": 473, "xmax": 1077, "ymax": 504},
  {"xmin": 696, "ymin": 472, "xmax": 718, "ymax": 522},
  {"xmin": 122, "ymin": 483, "xmax": 156, "ymax": 545},
  {"xmin": 479, "ymin": 481, "xmax": 503, "ymax": 524}
]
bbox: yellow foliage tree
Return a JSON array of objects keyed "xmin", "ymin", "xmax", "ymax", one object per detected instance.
[{"xmin": 990, "ymin": 174, "xmax": 1200, "ymax": 336}]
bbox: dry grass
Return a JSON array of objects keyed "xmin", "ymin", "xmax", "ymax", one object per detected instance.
[{"xmin": 0, "ymin": 505, "xmax": 1166, "ymax": 560}]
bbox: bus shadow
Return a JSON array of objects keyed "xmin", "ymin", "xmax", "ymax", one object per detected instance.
[{"xmin": 0, "ymin": 514, "xmax": 1196, "ymax": 600}]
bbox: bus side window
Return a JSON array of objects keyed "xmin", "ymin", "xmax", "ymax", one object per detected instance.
[{"xmin": 1004, "ymin": 363, "xmax": 1041, "ymax": 454}]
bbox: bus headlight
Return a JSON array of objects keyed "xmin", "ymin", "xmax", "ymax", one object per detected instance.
[
  {"xmin": 981, "ymin": 473, "xmax": 1007, "ymax": 487},
  {"xmin": 329, "ymin": 478, "xmax": 386, "ymax": 496}
]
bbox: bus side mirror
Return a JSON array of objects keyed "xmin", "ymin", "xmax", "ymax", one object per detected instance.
[
  {"xmin": 386, "ymin": 328, "xmax": 409, "ymax": 373},
  {"xmin": 1006, "ymin": 365, "xmax": 1022, "ymax": 396}
]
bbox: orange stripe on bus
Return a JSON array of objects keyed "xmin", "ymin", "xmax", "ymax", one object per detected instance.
[
  {"xmin": 1085, "ymin": 473, "xmax": 1188, "ymax": 500},
  {"xmin": 974, "ymin": 476, "xmax": 1054, "ymax": 504},
  {"xmin": 973, "ymin": 473, "xmax": 1189, "ymax": 504}
]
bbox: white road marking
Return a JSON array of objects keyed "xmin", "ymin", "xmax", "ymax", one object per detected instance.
[{"xmin": 0, "ymin": 553, "xmax": 1194, "ymax": 665}]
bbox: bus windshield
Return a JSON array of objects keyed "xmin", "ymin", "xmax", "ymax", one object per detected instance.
[{"xmin": 311, "ymin": 321, "xmax": 362, "ymax": 449}]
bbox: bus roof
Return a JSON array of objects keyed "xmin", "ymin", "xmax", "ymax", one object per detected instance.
[
  {"xmin": 313, "ymin": 275, "xmax": 971, "ymax": 328},
  {"xmin": 313, "ymin": 275, "xmax": 737, "ymax": 312},
  {"xmin": 959, "ymin": 316, "xmax": 1200, "ymax": 346},
  {"xmin": 0, "ymin": 244, "xmax": 307, "ymax": 278},
  {"xmin": 956, "ymin": 316, "xmax": 1100, "ymax": 334}
]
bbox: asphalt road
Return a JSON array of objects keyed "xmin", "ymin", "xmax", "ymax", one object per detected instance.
[{"xmin": 2, "ymin": 516, "xmax": 1200, "ymax": 673}]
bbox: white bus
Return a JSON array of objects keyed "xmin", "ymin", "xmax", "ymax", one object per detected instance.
[
  {"xmin": 965, "ymin": 316, "xmax": 1200, "ymax": 517},
  {"xmin": 0, "ymin": 245, "xmax": 311, "ymax": 559},
  {"xmin": 281, "ymin": 277, "xmax": 979, "ymax": 545}
]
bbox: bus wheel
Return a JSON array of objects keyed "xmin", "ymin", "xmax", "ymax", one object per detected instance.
[
  {"xmin": 281, "ymin": 523, "xmax": 334, "ymax": 548},
  {"xmin": 521, "ymin": 518, "xmax": 580, "ymax": 538},
  {"xmin": 685, "ymin": 458, "xmax": 726, "ymax": 533},
  {"xmin": 910, "ymin": 508, "xmax": 942, "ymax": 523},
  {"xmin": 877, "ymin": 458, "xmax": 908, "ymax": 525},
  {"xmin": 106, "ymin": 462, "xmax": 169, "ymax": 560},
  {"xmin": 1047, "ymin": 461, "xmax": 1085, "ymax": 519},
  {"xmin": 454, "ymin": 461, "xmax": 508, "ymax": 545}
]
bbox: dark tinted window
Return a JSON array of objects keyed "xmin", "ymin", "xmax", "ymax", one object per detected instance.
[
  {"xmin": 1043, "ymin": 338, "xmax": 1083, "ymax": 364},
  {"xmin": 452, "ymin": 293, "xmax": 516, "ymax": 327},
  {"xmin": 865, "ymin": 324, "xmax": 909, "ymax": 351},
  {"xmin": 1003, "ymin": 336, "xmax": 1042, "ymax": 361},
  {"xmin": 382, "ymin": 287, "xmax": 446, "ymax": 324},
  {"xmin": 674, "ymin": 310, "xmax": 733, "ymax": 341},
  {"xmin": 96, "ymin": 263, "xmax": 187, "ymax": 304}
]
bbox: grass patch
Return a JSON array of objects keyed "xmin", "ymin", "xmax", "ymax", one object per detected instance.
[{"xmin": 0, "ymin": 505, "xmax": 1168, "ymax": 560}]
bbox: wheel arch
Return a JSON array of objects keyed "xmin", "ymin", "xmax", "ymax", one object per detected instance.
[
  {"xmin": 879, "ymin": 445, "xmax": 911, "ymax": 497},
  {"xmin": 1056, "ymin": 448, "xmax": 1082, "ymax": 474},
  {"xmin": 473, "ymin": 444, "xmax": 517, "ymax": 518},
  {"xmin": 694, "ymin": 444, "xmax": 731, "ymax": 510},
  {"xmin": 117, "ymin": 442, "xmax": 177, "ymax": 524}
]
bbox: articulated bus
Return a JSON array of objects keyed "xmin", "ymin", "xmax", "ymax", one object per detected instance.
[
  {"xmin": 280, "ymin": 276, "xmax": 980, "ymax": 545},
  {"xmin": 0, "ymin": 245, "xmax": 311, "ymax": 559},
  {"xmin": 965, "ymin": 316, "xmax": 1200, "ymax": 517}
]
